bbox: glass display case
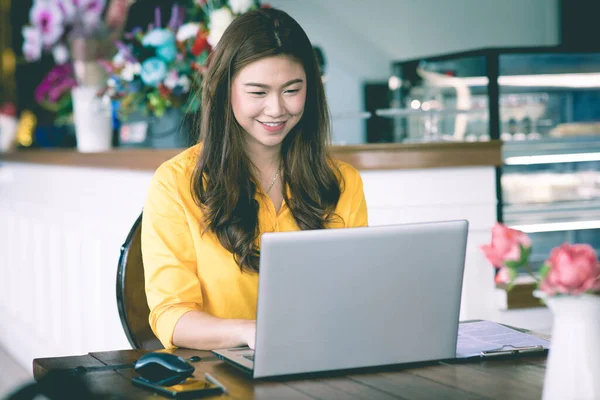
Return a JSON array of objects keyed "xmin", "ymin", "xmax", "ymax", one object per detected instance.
[
  {"xmin": 390, "ymin": 47, "xmax": 600, "ymax": 271},
  {"xmin": 385, "ymin": 53, "xmax": 491, "ymax": 143}
]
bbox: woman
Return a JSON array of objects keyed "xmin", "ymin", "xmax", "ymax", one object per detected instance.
[{"xmin": 142, "ymin": 7, "xmax": 368, "ymax": 351}]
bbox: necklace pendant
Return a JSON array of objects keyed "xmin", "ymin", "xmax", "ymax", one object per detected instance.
[{"xmin": 265, "ymin": 167, "xmax": 281, "ymax": 195}]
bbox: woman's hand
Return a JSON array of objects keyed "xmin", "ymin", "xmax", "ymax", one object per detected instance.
[
  {"xmin": 173, "ymin": 312, "xmax": 257, "ymax": 350},
  {"xmin": 239, "ymin": 320, "xmax": 257, "ymax": 349}
]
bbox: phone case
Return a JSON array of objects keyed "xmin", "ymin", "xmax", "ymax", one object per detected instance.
[{"xmin": 132, "ymin": 376, "xmax": 224, "ymax": 398}]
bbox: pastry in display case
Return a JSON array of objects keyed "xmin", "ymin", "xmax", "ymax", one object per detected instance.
[{"xmin": 389, "ymin": 47, "xmax": 600, "ymax": 271}]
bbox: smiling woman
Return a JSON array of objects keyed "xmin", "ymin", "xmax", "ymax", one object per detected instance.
[
  {"xmin": 140, "ymin": 7, "xmax": 368, "ymax": 352},
  {"xmin": 231, "ymin": 56, "xmax": 306, "ymax": 160}
]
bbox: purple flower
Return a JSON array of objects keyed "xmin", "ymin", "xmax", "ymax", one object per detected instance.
[
  {"xmin": 35, "ymin": 80, "xmax": 52, "ymax": 103},
  {"xmin": 115, "ymin": 41, "xmax": 138, "ymax": 64},
  {"xmin": 30, "ymin": 0, "xmax": 65, "ymax": 47},
  {"xmin": 47, "ymin": 77, "xmax": 77, "ymax": 102},
  {"xmin": 168, "ymin": 5, "xmax": 184, "ymax": 32},
  {"xmin": 35, "ymin": 63, "xmax": 76, "ymax": 103}
]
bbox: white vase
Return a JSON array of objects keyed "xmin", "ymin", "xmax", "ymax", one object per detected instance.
[
  {"xmin": 542, "ymin": 294, "xmax": 600, "ymax": 400},
  {"xmin": 72, "ymin": 86, "xmax": 113, "ymax": 153}
]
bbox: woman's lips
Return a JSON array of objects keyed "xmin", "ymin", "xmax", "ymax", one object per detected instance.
[{"xmin": 259, "ymin": 121, "xmax": 286, "ymax": 133}]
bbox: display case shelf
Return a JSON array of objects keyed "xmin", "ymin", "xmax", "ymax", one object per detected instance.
[
  {"xmin": 505, "ymin": 199, "xmax": 600, "ymax": 225},
  {"xmin": 503, "ymin": 136, "xmax": 600, "ymax": 161}
]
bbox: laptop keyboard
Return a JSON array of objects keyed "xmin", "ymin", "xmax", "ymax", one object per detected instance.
[{"xmin": 243, "ymin": 354, "xmax": 255, "ymax": 361}]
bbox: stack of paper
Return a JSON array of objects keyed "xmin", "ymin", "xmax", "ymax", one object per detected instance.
[{"xmin": 456, "ymin": 320, "xmax": 550, "ymax": 359}]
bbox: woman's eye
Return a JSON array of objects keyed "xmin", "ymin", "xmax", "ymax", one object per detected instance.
[
  {"xmin": 285, "ymin": 89, "xmax": 299, "ymax": 94},
  {"xmin": 249, "ymin": 92, "xmax": 266, "ymax": 96}
]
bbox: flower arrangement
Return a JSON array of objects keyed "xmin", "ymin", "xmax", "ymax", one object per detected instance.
[
  {"xmin": 481, "ymin": 223, "xmax": 600, "ymax": 296},
  {"xmin": 103, "ymin": 0, "xmax": 264, "ymax": 119},
  {"xmin": 21, "ymin": 0, "xmax": 133, "ymax": 125},
  {"xmin": 482, "ymin": 224, "xmax": 600, "ymax": 400},
  {"xmin": 22, "ymin": 0, "xmax": 109, "ymax": 64}
]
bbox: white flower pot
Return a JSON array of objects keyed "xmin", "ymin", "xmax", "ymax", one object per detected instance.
[
  {"xmin": 541, "ymin": 294, "xmax": 600, "ymax": 400},
  {"xmin": 72, "ymin": 86, "xmax": 113, "ymax": 153},
  {"xmin": 0, "ymin": 115, "xmax": 18, "ymax": 152}
]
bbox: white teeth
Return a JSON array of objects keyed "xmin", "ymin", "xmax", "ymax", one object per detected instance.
[{"xmin": 262, "ymin": 122, "xmax": 283, "ymax": 127}]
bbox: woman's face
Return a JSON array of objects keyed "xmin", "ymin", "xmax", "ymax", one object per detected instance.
[{"xmin": 231, "ymin": 55, "xmax": 306, "ymax": 152}]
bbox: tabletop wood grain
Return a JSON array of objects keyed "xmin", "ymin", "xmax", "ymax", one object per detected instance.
[{"xmin": 33, "ymin": 348, "xmax": 546, "ymax": 399}]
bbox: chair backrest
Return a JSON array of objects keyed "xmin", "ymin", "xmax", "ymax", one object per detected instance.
[{"xmin": 116, "ymin": 212, "xmax": 163, "ymax": 350}]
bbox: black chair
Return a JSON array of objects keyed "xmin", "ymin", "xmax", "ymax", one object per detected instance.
[{"xmin": 116, "ymin": 212, "xmax": 162, "ymax": 350}]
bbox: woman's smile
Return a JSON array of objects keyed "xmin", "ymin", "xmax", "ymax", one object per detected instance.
[{"xmin": 258, "ymin": 120, "xmax": 286, "ymax": 132}]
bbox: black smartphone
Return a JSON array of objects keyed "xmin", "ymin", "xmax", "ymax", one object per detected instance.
[{"xmin": 132, "ymin": 376, "xmax": 225, "ymax": 398}]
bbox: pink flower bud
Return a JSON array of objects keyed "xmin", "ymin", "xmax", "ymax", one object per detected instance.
[
  {"xmin": 540, "ymin": 244, "xmax": 600, "ymax": 295},
  {"xmin": 481, "ymin": 223, "xmax": 531, "ymax": 268}
]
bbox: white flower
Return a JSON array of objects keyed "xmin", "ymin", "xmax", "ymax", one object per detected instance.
[
  {"xmin": 56, "ymin": 0, "xmax": 77, "ymax": 23},
  {"xmin": 163, "ymin": 70, "xmax": 179, "ymax": 90},
  {"xmin": 58, "ymin": 0, "xmax": 106, "ymax": 24},
  {"xmin": 163, "ymin": 71, "xmax": 191, "ymax": 93},
  {"xmin": 178, "ymin": 75, "xmax": 191, "ymax": 93},
  {"xmin": 30, "ymin": 0, "xmax": 65, "ymax": 47},
  {"xmin": 52, "ymin": 43, "xmax": 70, "ymax": 64},
  {"xmin": 207, "ymin": 7, "xmax": 234, "ymax": 48},
  {"xmin": 112, "ymin": 51, "xmax": 126, "ymax": 68},
  {"xmin": 121, "ymin": 62, "xmax": 141, "ymax": 82},
  {"xmin": 107, "ymin": 76, "xmax": 118, "ymax": 88},
  {"xmin": 176, "ymin": 23, "xmax": 200, "ymax": 42},
  {"xmin": 22, "ymin": 26, "xmax": 42, "ymax": 62},
  {"xmin": 229, "ymin": 0, "xmax": 253, "ymax": 15}
]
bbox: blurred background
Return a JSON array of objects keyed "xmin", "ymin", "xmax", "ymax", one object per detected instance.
[{"xmin": 0, "ymin": 0, "xmax": 572, "ymax": 149}]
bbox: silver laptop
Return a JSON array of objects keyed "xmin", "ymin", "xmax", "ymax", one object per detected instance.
[{"xmin": 212, "ymin": 220, "xmax": 468, "ymax": 379}]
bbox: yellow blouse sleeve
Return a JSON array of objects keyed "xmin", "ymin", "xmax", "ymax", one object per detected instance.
[
  {"xmin": 141, "ymin": 163, "xmax": 203, "ymax": 349},
  {"xmin": 344, "ymin": 165, "xmax": 369, "ymax": 228}
]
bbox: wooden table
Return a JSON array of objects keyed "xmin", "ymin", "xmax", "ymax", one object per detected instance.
[{"xmin": 33, "ymin": 348, "xmax": 547, "ymax": 399}]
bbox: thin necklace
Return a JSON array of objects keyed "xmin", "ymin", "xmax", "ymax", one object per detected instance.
[{"xmin": 265, "ymin": 166, "xmax": 281, "ymax": 195}]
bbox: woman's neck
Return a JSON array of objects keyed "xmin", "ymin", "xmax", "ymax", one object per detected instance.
[{"xmin": 245, "ymin": 142, "xmax": 282, "ymax": 174}]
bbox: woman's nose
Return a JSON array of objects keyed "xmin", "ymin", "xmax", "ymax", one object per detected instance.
[{"xmin": 264, "ymin": 94, "xmax": 285, "ymax": 118}]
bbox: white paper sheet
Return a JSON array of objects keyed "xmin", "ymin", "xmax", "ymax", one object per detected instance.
[{"xmin": 456, "ymin": 320, "xmax": 550, "ymax": 358}]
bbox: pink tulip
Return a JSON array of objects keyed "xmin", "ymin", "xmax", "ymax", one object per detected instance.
[
  {"xmin": 539, "ymin": 244, "xmax": 600, "ymax": 295},
  {"xmin": 481, "ymin": 223, "xmax": 531, "ymax": 268},
  {"xmin": 494, "ymin": 266, "xmax": 513, "ymax": 285}
]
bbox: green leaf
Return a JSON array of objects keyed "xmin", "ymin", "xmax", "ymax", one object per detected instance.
[
  {"xmin": 538, "ymin": 264, "xmax": 550, "ymax": 280},
  {"xmin": 520, "ymin": 244, "xmax": 532, "ymax": 264},
  {"xmin": 504, "ymin": 268, "xmax": 519, "ymax": 290},
  {"xmin": 154, "ymin": 107, "xmax": 165, "ymax": 118},
  {"xmin": 504, "ymin": 260, "xmax": 522, "ymax": 270},
  {"xmin": 196, "ymin": 50, "xmax": 209, "ymax": 66}
]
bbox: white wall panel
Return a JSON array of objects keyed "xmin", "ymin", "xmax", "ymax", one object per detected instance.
[{"xmin": 0, "ymin": 161, "xmax": 551, "ymax": 372}]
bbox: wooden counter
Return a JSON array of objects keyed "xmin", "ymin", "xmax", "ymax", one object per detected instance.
[{"xmin": 0, "ymin": 141, "xmax": 502, "ymax": 171}]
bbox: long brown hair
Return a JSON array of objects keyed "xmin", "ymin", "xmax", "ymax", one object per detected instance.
[{"xmin": 192, "ymin": 8, "xmax": 342, "ymax": 273}]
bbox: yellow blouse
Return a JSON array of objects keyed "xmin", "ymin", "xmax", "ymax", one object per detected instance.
[{"xmin": 141, "ymin": 144, "xmax": 368, "ymax": 348}]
